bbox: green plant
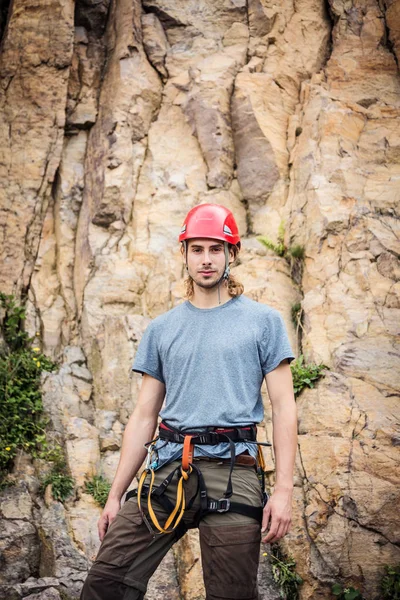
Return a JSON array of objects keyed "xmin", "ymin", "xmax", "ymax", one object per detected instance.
[
  {"xmin": 0, "ymin": 292, "xmax": 56, "ymax": 481},
  {"xmin": 287, "ymin": 245, "xmax": 305, "ymax": 259},
  {"xmin": 84, "ymin": 475, "xmax": 112, "ymax": 507},
  {"xmin": 40, "ymin": 469, "xmax": 75, "ymax": 502},
  {"xmin": 1, "ymin": 293, "xmax": 30, "ymax": 351},
  {"xmin": 265, "ymin": 545, "xmax": 303, "ymax": 599},
  {"xmin": 332, "ymin": 583, "xmax": 363, "ymax": 600},
  {"xmin": 38, "ymin": 441, "xmax": 75, "ymax": 502},
  {"xmin": 257, "ymin": 222, "xmax": 304, "ymax": 263},
  {"xmin": 290, "ymin": 354, "xmax": 327, "ymax": 396},
  {"xmin": 381, "ymin": 564, "xmax": 400, "ymax": 599},
  {"xmin": 257, "ymin": 221, "xmax": 286, "ymax": 257},
  {"xmin": 0, "ymin": 477, "xmax": 15, "ymax": 492},
  {"xmin": 39, "ymin": 441, "xmax": 66, "ymax": 464}
]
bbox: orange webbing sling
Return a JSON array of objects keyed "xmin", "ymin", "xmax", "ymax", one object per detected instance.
[{"xmin": 182, "ymin": 434, "xmax": 194, "ymax": 472}]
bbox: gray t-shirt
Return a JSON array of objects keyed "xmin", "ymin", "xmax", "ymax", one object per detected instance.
[{"xmin": 132, "ymin": 295, "xmax": 295, "ymax": 468}]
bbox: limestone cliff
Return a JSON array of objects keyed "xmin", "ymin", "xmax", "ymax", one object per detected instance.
[{"xmin": 0, "ymin": 1, "xmax": 399, "ymax": 599}]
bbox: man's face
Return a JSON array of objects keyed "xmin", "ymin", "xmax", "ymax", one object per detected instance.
[{"xmin": 185, "ymin": 238, "xmax": 232, "ymax": 289}]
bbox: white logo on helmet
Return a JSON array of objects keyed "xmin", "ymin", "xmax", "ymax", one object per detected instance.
[
  {"xmin": 180, "ymin": 224, "xmax": 187, "ymax": 233},
  {"xmin": 223, "ymin": 225, "xmax": 233, "ymax": 236}
]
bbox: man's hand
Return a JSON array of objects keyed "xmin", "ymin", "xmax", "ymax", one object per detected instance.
[
  {"xmin": 261, "ymin": 487, "xmax": 293, "ymax": 543},
  {"xmin": 98, "ymin": 497, "xmax": 121, "ymax": 541}
]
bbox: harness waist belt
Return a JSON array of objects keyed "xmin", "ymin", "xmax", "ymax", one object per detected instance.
[
  {"xmin": 159, "ymin": 421, "xmax": 257, "ymax": 445},
  {"xmin": 194, "ymin": 454, "xmax": 256, "ymax": 466}
]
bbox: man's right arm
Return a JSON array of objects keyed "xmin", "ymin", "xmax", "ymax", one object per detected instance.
[{"xmin": 98, "ymin": 374, "xmax": 165, "ymax": 540}]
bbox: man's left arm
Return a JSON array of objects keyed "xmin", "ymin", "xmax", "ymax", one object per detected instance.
[{"xmin": 261, "ymin": 359, "xmax": 297, "ymax": 543}]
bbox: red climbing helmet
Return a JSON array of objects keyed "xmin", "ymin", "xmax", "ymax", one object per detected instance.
[{"xmin": 179, "ymin": 204, "xmax": 241, "ymax": 249}]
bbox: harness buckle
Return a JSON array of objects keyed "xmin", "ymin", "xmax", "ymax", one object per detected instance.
[
  {"xmin": 206, "ymin": 431, "xmax": 220, "ymax": 444},
  {"xmin": 217, "ymin": 498, "xmax": 231, "ymax": 513},
  {"xmin": 208, "ymin": 498, "xmax": 231, "ymax": 513}
]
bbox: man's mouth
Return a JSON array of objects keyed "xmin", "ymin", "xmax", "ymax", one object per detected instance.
[{"xmin": 198, "ymin": 270, "xmax": 215, "ymax": 275}]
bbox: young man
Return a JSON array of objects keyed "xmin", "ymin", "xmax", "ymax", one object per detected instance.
[{"xmin": 80, "ymin": 204, "xmax": 297, "ymax": 600}]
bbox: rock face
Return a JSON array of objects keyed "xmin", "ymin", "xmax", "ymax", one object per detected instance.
[
  {"xmin": 0, "ymin": 0, "xmax": 399, "ymax": 599},
  {"xmin": 0, "ymin": 0, "xmax": 75, "ymax": 296},
  {"xmin": 282, "ymin": 3, "xmax": 400, "ymax": 597}
]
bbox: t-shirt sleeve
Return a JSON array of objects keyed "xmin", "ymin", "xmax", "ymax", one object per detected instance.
[
  {"xmin": 260, "ymin": 309, "xmax": 295, "ymax": 375},
  {"xmin": 131, "ymin": 321, "xmax": 165, "ymax": 384}
]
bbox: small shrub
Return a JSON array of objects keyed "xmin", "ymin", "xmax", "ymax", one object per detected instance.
[
  {"xmin": 381, "ymin": 564, "xmax": 400, "ymax": 600},
  {"xmin": 39, "ymin": 442, "xmax": 75, "ymax": 502},
  {"xmin": 0, "ymin": 292, "xmax": 56, "ymax": 482},
  {"xmin": 265, "ymin": 545, "xmax": 303, "ymax": 600},
  {"xmin": 257, "ymin": 236, "xmax": 286, "ymax": 258},
  {"xmin": 84, "ymin": 475, "xmax": 111, "ymax": 507},
  {"xmin": 290, "ymin": 354, "xmax": 327, "ymax": 396},
  {"xmin": 0, "ymin": 477, "xmax": 15, "ymax": 492},
  {"xmin": 332, "ymin": 583, "xmax": 363, "ymax": 600},
  {"xmin": 40, "ymin": 469, "xmax": 75, "ymax": 502},
  {"xmin": 40, "ymin": 441, "xmax": 66, "ymax": 465},
  {"xmin": 257, "ymin": 222, "xmax": 304, "ymax": 263},
  {"xmin": 287, "ymin": 245, "xmax": 305, "ymax": 260}
]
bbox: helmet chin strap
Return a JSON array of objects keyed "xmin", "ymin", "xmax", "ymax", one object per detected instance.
[
  {"xmin": 223, "ymin": 242, "xmax": 230, "ymax": 279},
  {"xmin": 218, "ymin": 242, "xmax": 230, "ymax": 305}
]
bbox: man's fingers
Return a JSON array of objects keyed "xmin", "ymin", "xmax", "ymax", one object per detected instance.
[
  {"xmin": 261, "ymin": 504, "xmax": 271, "ymax": 533},
  {"xmin": 98, "ymin": 515, "xmax": 109, "ymax": 542},
  {"xmin": 262, "ymin": 516, "xmax": 279, "ymax": 543},
  {"xmin": 283, "ymin": 518, "xmax": 292, "ymax": 538},
  {"xmin": 262, "ymin": 516, "xmax": 292, "ymax": 543},
  {"xmin": 270, "ymin": 521, "xmax": 286, "ymax": 543}
]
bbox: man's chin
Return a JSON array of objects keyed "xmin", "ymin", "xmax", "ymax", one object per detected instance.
[{"xmin": 193, "ymin": 278, "xmax": 220, "ymax": 289}]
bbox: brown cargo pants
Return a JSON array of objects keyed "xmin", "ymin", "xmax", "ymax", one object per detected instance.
[{"xmin": 80, "ymin": 459, "xmax": 264, "ymax": 600}]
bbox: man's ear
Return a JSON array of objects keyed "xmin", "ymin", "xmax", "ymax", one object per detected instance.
[
  {"xmin": 228, "ymin": 246, "xmax": 236, "ymax": 265},
  {"xmin": 180, "ymin": 243, "xmax": 188, "ymax": 269}
]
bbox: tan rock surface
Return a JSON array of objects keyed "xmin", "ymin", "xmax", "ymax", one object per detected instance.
[
  {"xmin": 39, "ymin": 501, "xmax": 89, "ymax": 598},
  {"xmin": 174, "ymin": 530, "xmax": 204, "ymax": 600},
  {"xmin": 282, "ymin": 2, "xmax": 400, "ymax": 597},
  {"xmin": 145, "ymin": 549, "xmax": 181, "ymax": 599},
  {"xmin": 384, "ymin": 0, "xmax": 400, "ymax": 64},
  {"xmin": 0, "ymin": 0, "xmax": 75, "ymax": 295},
  {"xmin": 66, "ymin": 418, "xmax": 101, "ymax": 487},
  {"xmin": 0, "ymin": 483, "xmax": 39, "ymax": 590},
  {"xmin": 68, "ymin": 494, "xmax": 102, "ymax": 563}
]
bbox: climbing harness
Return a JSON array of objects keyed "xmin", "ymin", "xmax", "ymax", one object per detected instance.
[{"xmin": 126, "ymin": 421, "xmax": 271, "ymax": 537}]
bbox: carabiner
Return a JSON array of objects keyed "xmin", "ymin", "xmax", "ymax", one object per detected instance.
[{"xmin": 144, "ymin": 441, "xmax": 157, "ymax": 470}]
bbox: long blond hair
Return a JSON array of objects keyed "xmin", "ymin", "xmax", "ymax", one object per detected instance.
[{"xmin": 182, "ymin": 244, "xmax": 244, "ymax": 300}]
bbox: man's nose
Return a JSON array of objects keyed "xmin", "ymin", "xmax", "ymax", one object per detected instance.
[{"xmin": 202, "ymin": 250, "xmax": 212, "ymax": 264}]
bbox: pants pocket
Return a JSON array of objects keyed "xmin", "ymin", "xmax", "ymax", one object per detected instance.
[
  {"xmin": 200, "ymin": 523, "xmax": 261, "ymax": 599},
  {"xmin": 94, "ymin": 499, "xmax": 147, "ymax": 568}
]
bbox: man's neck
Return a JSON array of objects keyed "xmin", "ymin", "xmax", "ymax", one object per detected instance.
[{"xmin": 190, "ymin": 282, "xmax": 232, "ymax": 309}]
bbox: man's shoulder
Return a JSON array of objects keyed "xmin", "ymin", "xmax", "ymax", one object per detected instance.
[
  {"xmin": 235, "ymin": 296, "xmax": 286, "ymax": 334},
  {"xmin": 236, "ymin": 295, "xmax": 277, "ymax": 317}
]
